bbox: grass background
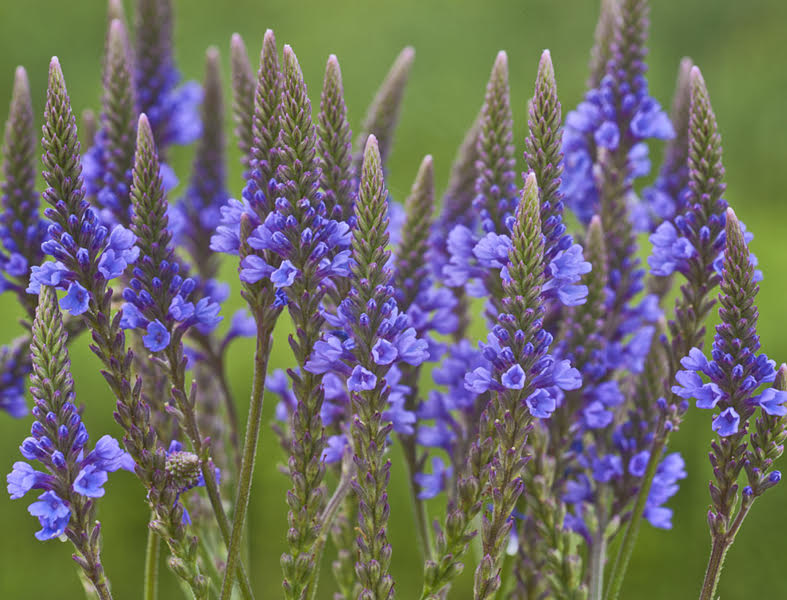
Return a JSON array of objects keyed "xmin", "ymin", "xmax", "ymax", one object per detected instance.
[{"xmin": 1, "ymin": 0, "xmax": 786, "ymax": 597}]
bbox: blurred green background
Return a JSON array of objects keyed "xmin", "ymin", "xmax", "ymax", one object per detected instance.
[{"xmin": 1, "ymin": 0, "xmax": 787, "ymax": 598}]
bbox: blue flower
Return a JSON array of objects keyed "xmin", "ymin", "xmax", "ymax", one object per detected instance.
[
  {"xmin": 322, "ymin": 434, "xmax": 348, "ymax": 464},
  {"xmin": 501, "ymin": 364, "xmax": 526, "ymax": 390},
  {"xmin": 143, "ymin": 320, "xmax": 171, "ymax": 352},
  {"xmin": 754, "ymin": 388, "xmax": 787, "ymax": 416},
  {"xmin": 712, "ymin": 407, "xmax": 740, "ymax": 437},
  {"xmin": 526, "ymin": 389, "xmax": 556, "ymax": 419},
  {"xmin": 372, "ymin": 339, "xmax": 398, "ymax": 365},
  {"xmin": 72, "ymin": 464, "xmax": 109, "ymax": 498},
  {"xmin": 59, "ymin": 281, "xmax": 90, "ymax": 315},
  {"xmin": 415, "ymin": 457, "xmax": 453, "ymax": 500},
  {"xmin": 347, "ymin": 366, "xmax": 377, "ymax": 392},
  {"xmin": 27, "ymin": 491, "xmax": 70, "ymax": 541},
  {"xmin": 629, "ymin": 451, "xmax": 650, "ymax": 478},
  {"xmin": 271, "ymin": 260, "xmax": 298, "ymax": 289}
]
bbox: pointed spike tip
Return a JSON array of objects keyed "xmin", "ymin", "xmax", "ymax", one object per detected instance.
[
  {"xmin": 523, "ymin": 170, "xmax": 538, "ymax": 197},
  {"xmin": 49, "ymin": 56, "xmax": 62, "ymax": 78},
  {"xmin": 537, "ymin": 49, "xmax": 555, "ymax": 85},
  {"xmin": 108, "ymin": 18, "xmax": 128, "ymax": 47},
  {"xmin": 690, "ymin": 65, "xmax": 705, "ymax": 89},
  {"xmin": 14, "ymin": 65, "xmax": 29, "ymax": 89},
  {"xmin": 137, "ymin": 113, "xmax": 152, "ymax": 140},
  {"xmin": 364, "ymin": 133, "xmax": 380, "ymax": 158},
  {"xmin": 107, "ymin": 0, "xmax": 125, "ymax": 23},
  {"xmin": 776, "ymin": 364, "xmax": 787, "ymax": 391},
  {"xmin": 263, "ymin": 29, "xmax": 276, "ymax": 47},
  {"xmin": 724, "ymin": 207, "xmax": 745, "ymax": 248},
  {"xmin": 206, "ymin": 45, "xmax": 220, "ymax": 64}
]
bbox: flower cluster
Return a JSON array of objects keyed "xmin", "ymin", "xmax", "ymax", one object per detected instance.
[
  {"xmin": 6, "ymin": 286, "xmax": 129, "ymax": 587},
  {"xmin": 3, "ymin": 3, "xmax": 787, "ymax": 600},
  {"xmin": 673, "ymin": 209, "xmax": 782, "ymax": 436},
  {"xmin": 120, "ymin": 115, "xmax": 221, "ymax": 352}
]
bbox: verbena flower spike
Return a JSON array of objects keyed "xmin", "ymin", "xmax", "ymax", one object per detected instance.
[
  {"xmin": 2, "ymin": 3, "xmax": 787, "ymax": 600},
  {"xmin": 6, "ymin": 287, "xmax": 131, "ymax": 599}
]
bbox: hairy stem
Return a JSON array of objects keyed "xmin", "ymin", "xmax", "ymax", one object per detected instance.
[
  {"xmin": 220, "ymin": 322, "xmax": 274, "ymax": 600},
  {"xmin": 144, "ymin": 519, "xmax": 161, "ymax": 600}
]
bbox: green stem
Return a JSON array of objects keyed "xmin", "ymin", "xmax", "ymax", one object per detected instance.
[
  {"xmin": 144, "ymin": 520, "xmax": 161, "ymax": 600},
  {"xmin": 220, "ymin": 324, "xmax": 273, "ymax": 600},
  {"xmin": 605, "ymin": 433, "xmax": 668, "ymax": 600},
  {"xmin": 164, "ymin": 347, "xmax": 255, "ymax": 600},
  {"xmin": 307, "ymin": 458, "xmax": 356, "ymax": 600},
  {"xmin": 699, "ymin": 500, "xmax": 753, "ymax": 600},
  {"xmin": 589, "ymin": 518, "xmax": 608, "ymax": 600},
  {"xmin": 401, "ymin": 436, "xmax": 432, "ymax": 561}
]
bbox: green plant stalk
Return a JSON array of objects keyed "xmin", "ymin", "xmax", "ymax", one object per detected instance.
[
  {"xmin": 699, "ymin": 500, "xmax": 754, "ymax": 600},
  {"xmin": 589, "ymin": 516, "xmax": 608, "ymax": 600},
  {"xmin": 220, "ymin": 323, "xmax": 274, "ymax": 600},
  {"xmin": 144, "ymin": 518, "xmax": 161, "ymax": 600},
  {"xmin": 605, "ymin": 433, "xmax": 668, "ymax": 600},
  {"xmin": 162, "ymin": 345, "xmax": 255, "ymax": 600},
  {"xmin": 307, "ymin": 458, "xmax": 356, "ymax": 600},
  {"xmin": 401, "ymin": 438, "xmax": 433, "ymax": 561}
]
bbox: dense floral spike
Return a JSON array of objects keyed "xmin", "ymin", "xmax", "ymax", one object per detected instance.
[
  {"xmin": 133, "ymin": 0, "xmax": 201, "ymax": 152},
  {"xmin": 230, "ymin": 33, "xmax": 256, "ymax": 174},
  {"xmin": 242, "ymin": 44, "xmax": 348, "ymax": 599},
  {"xmin": 587, "ymin": 0, "xmax": 620, "ymax": 89},
  {"xmin": 173, "ymin": 47, "xmax": 229, "ymax": 280},
  {"xmin": 210, "ymin": 30, "xmax": 282, "ymax": 258},
  {"xmin": 30, "ymin": 58, "xmax": 139, "ymax": 314},
  {"xmin": 642, "ymin": 58, "xmax": 693, "ymax": 229},
  {"xmin": 442, "ymin": 53, "xmax": 590, "ymax": 317},
  {"xmin": 316, "ymin": 136, "xmax": 427, "ymax": 599},
  {"xmin": 7, "ymin": 288, "xmax": 129, "ymax": 599},
  {"xmin": 354, "ymin": 46, "xmax": 415, "ymax": 170},
  {"xmin": 1, "ymin": 67, "xmax": 46, "ymax": 314},
  {"xmin": 430, "ymin": 115, "xmax": 480, "ymax": 339},
  {"xmin": 672, "ymin": 210, "xmax": 786, "ymax": 599},
  {"xmin": 83, "ymin": 18, "xmax": 138, "ymax": 226},
  {"xmin": 563, "ymin": 0, "xmax": 674, "ymax": 228},
  {"xmin": 123, "ymin": 114, "xmax": 222, "ymax": 348},
  {"xmin": 125, "ymin": 114, "xmax": 253, "ymax": 597},
  {"xmin": 606, "ymin": 64, "xmax": 732, "ymax": 600},
  {"xmin": 653, "ymin": 67, "xmax": 729, "ymax": 405},
  {"xmin": 474, "ymin": 51, "xmax": 516, "ymax": 234},
  {"xmin": 471, "ymin": 173, "xmax": 581, "ymax": 599},
  {"xmin": 32, "ymin": 59, "xmax": 211, "ymax": 598},
  {"xmin": 523, "ymin": 50, "xmax": 588, "ymax": 310},
  {"xmin": 345, "ymin": 137, "xmax": 399, "ymax": 599},
  {"xmin": 392, "ymin": 154, "xmax": 459, "ymax": 554},
  {"xmin": 319, "ymin": 55, "xmax": 355, "ymax": 222}
]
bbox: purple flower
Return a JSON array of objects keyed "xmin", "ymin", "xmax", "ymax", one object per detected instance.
[
  {"xmin": 348, "ymin": 366, "xmax": 377, "ymax": 392},
  {"xmin": 415, "ymin": 457, "xmax": 453, "ymax": 500},
  {"xmin": 754, "ymin": 388, "xmax": 787, "ymax": 416},
  {"xmin": 7, "ymin": 462, "xmax": 49, "ymax": 499},
  {"xmin": 501, "ymin": 364, "xmax": 526, "ymax": 390},
  {"xmin": 271, "ymin": 260, "xmax": 298, "ymax": 289},
  {"xmin": 72, "ymin": 465, "xmax": 109, "ymax": 498},
  {"xmin": 372, "ymin": 339, "xmax": 398, "ymax": 365},
  {"xmin": 27, "ymin": 491, "xmax": 70, "ymax": 541},
  {"xmin": 526, "ymin": 389, "xmax": 556, "ymax": 419},
  {"xmin": 59, "ymin": 281, "xmax": 90, "ymax": 315},
  {"xmin": 712, "ymin": 407, "xmax": 740, "ymax": 437},
  {"xmin": 322, "ymin": 435, "xmax": 348, "ymax": 464},
  {"xmin": 143, "ymin": 320, "xmax": 171, "ymax": 352},
  {"xmin": 629, "ymin": 451, "xmax": 650, "ymax": 478}
]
